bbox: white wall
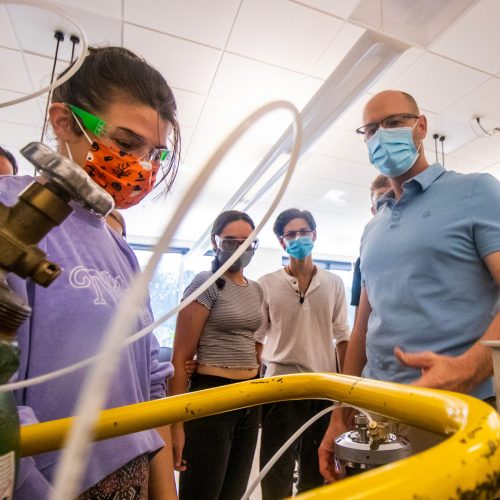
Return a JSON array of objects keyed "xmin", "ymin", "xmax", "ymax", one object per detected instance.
[{"xmin": 245, "ymin": 247, "xmax": 284, "ymax": 281}]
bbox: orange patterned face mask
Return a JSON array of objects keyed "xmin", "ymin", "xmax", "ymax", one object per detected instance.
[{"xmin": 82, "ymin": 140, "xmax": 158, "ymax": 209}]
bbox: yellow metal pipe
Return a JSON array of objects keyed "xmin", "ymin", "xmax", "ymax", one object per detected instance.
[{"xmin": 20, "ymin": 373, "xmax": 500, "ymax": 499}]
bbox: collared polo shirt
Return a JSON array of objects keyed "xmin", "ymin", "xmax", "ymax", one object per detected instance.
[{"xmin": 360, "ymin": 163, "xmax": 500, "ymax": 399}]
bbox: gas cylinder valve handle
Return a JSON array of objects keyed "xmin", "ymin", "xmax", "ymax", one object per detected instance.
[{"xmin": 20, "ymin": 142, "xmax": 114, "ymax": 216}]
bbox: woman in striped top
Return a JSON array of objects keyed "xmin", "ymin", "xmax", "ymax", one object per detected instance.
[{"xmin": 168, "ymin": 210, "xmax": 263, "ymax": 500}]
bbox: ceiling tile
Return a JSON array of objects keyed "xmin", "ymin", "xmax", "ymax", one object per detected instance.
[
  {"xmin": 441, "ymin": 77, "xmax": 500, "ymax": 132},
  {"xmin": 298, "ymin": 152, "xmax": 376, "ymax": 189},
  {"xmin": 351, "ymin": 0, "xmax": 479, "ymax": 48},
  {"xmin": 440, "ymin": 153, "xmax": 485, "ymax": 174},
  {"xmin": 423, "ymin": 111, "xmax": 477, "ymax": 155},
  {"xmin": 431, "ymin": 0, "xmax": 500, "ymax": 74},
  {"xmin": 4, "ymin": 4, "xmax": 121, "ymax": 60},
  {"xmin": 196, "ymin": 95, "xmax": 302, "ymax": 147},
  {"xmin": 287, "ymin": 171, "xmax": 370, "ymax": 205},
  {"xmin": 296, "ymin": 76, "xmax": 325, "ymax": 110},
  {"xmin": 310, "ymin": 125, "xmax": 369, "ymax": 165},
  {"xmin": 209, "ymin": 53, "xmax": 322, "ymax": 109},
  {"xmin": 227, "ymin": 0, "xmax": 343, "ymax": 73},
  {"xmin": 195, "ymin": 96, "xmax": 252, "ymax": 135},
  {"xmin": 186, "ymin": 128, "xmax": 231, "ymax": 159},
  {"xmin": 334, "ymin": 92, "xmax": 372, "ymax": 131},
  {"xmin": 451, "ymin": 134, "xmax": 500, "ymax": 167},
  {"xmin": 124, "ymin": 24, "xmax": 221, "ymax": 94},
  {"xmin": 54, "ymin": 0, "xmax": 123, "ymax": 19},
  {"xmin": 0, "ymin": 48, "xmax": 31, "ymax": 93},
  {"xmin": 0, "ymin": 6, "xmax": 18, "ymax": 49},
  {"xmin": 0, "ymin": 121, "xmax": 41, "ymax": 150},
  {"xmin": 310, "ymin": 22, "xmax": 366, "ymax": 79},
  {"xmin": 368, "ymin": 47, "xmax": 424, "ymax": 94},
  {"xmin": 24, "ymin": 54, "xmax": 72, "ymax": 95},
  {"xmin": 293, "ymin": 0, "xmax": 362, "ymax": 19},
  {"xmin": 186, "ymin": 125, "xmax": 273, "ymax": 173},
  {"xmin": 0, "ymin": 89, "xmax": 44, "ymax": 126},
  {"xmin": 124, "ymin": 0, "xmax": 240, "ymax": 48},
  {"xmin": 484, "ymin": 163, "xmax": 500, "ymax": 181},
  {"xmin": 388, "ymin": 52, "xmax": 489, "ymax": 113},
  {"xmin": 179, "ymin": 126, "xmax": 195, "ymax": 159},
  {"xmin": 172, "ymin": 89, "xmax": 205, "ymax": 128}
]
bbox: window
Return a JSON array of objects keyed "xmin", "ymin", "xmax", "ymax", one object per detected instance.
[{"xmin": 132, "ymin": 245, "xmax": 212, "ymax": 347}]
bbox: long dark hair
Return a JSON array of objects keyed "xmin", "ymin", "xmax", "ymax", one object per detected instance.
[
  {"xmin": 51, "ymin": 46, "xmax": 180, "ymax": 195},
  {"xmin": 210, "ymin": 210, "xmax": 255, "ymax": 287}
]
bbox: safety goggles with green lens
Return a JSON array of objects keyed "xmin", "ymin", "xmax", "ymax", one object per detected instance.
[{"xmin": 68, "ymin": 104, "xmax": 170, "ymax": 163}]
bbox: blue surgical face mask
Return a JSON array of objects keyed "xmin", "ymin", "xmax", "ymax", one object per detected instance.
[
  {"xmin": 285, "ymin": 236, "xmax": 314, "ymax": 260},
  {"xmin": 367, "ymin": 124, "xmax": 421, "ymax": 178}
]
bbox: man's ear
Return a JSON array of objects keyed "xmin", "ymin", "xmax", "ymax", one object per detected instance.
[
  {"xmin": 312, "ymin": 230, "xmax": 317, "ymax": 242},
  {"xmin": 417, "ymin": 114, "xmax": 427, "ymax": 141},
  {"xmin": 48, "ymin": 103, "xmax": 80, "ymax": 144},
  {"xmin": 278, "ymin": 237, "xmax": 286, "ymax": 251}
]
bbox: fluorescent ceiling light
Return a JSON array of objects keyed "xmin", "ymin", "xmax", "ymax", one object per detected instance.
[
  {"xmin": 323, "ymin": 189, "xmax": 348, "ymax": 205},
  {"xmin": 185, "ymin": 30, "xmax": 408, "ymax": 260}
]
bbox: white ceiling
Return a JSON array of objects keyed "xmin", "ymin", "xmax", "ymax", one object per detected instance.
[{"xmin": 1, "ymin": 0, "xmax": 500, "ymax": 259}]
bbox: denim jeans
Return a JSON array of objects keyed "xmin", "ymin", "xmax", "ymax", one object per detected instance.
[{"xmin": 179, "ymin": 373, "xmax": 259, "ymax": 500}]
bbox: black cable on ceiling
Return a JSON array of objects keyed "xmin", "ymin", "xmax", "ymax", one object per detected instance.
[
  {"xmin": 439, "ymin": 135, "xmax": 445, "ymax": 168},
  {"xmin": 433, "ymin": 133, "xmax": 439, "ymax": 164},
  {"xmin": 40, "ymin": 30, "xmax": 64, "ymax": 143},
  {"xmin": 70, "ymin": 35, "xmax": 80, "ymax": 64}
]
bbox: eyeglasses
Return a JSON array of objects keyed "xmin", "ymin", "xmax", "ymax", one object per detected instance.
[
  {"xmin": 69, "ymin": 104, "xmax": 170, "ymax": 164},
  {"xmin": 215, "ymin": 235, "xmax": 259, "ymax": 252},
  {"xmin": 356, "ymin": 113, "xmax": 420, "ymax": 140},
  {"xmin": 280, "ymin": 229, "xmax": 314, "ymax": 241}
]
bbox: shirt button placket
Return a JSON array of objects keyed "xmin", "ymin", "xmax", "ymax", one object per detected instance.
[{"xmin": 391, "ymin": 206, "xmax": 401, "ymax": 226}]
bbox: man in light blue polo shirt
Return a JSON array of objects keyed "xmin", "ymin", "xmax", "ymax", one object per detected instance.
[{"xmin": 319, "ymin": 90, "xmax": 500, "ymax": 482}]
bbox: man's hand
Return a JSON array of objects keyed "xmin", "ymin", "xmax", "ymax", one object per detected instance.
[
  {"xmin": 394, "ymin": 347, "xmax": 476, "ymax": 393},
  {"xmin": 318, "ymin": 409, "xmax": 354, "ymax": 483}
]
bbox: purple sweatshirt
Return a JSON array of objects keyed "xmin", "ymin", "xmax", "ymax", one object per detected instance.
[{"xmin": 0, "ymin": 176, "xmax": 173, "ymax": 498}]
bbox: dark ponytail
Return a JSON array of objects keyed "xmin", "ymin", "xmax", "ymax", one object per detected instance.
[{"xmin": 52, "ymin": 46, "xmax": 180, "ymax": 195}]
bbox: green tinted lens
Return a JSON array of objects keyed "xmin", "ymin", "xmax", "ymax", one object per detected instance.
[{"xmin": 69, "ymin": 104, "xmax": 106, "ymax": 136}]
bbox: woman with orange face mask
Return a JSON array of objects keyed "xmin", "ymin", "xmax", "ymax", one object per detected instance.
[{"xmin": 5, "ymin": 47, "xmax": 181, "ymax": 499}]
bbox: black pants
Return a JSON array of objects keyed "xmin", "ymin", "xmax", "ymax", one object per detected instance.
[
  {"xmin": 179, "ymin": 373, "xmax": 259, "ymax": 500},
  {"xmin": 260, "ymin": 400, "xmax": 331, "ymax": 500}
]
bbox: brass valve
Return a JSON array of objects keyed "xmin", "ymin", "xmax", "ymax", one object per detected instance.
[
  {"xmin": 0, "ymin": 142, "xmax": 114, "ymax": 287},
  {"xmin": 369, "ymin": 420, "xmax": 389, "ymax": 446}
]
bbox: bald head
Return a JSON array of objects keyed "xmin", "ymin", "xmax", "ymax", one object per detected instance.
[
  {"xmin": 363, "ymin": 90, "xmax": 420, "ymax": 124},
  {"xmin": 361, "ymin": 90, "xmax": 429, "ymax": 176}
]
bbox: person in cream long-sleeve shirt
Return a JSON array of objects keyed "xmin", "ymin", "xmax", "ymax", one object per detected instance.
[
  {"xmin": 256, "ymin": 267, "xmax": 349, "ymax": 376},
  {"xmin": 255, "ymin": 208, "xmax": 349, "ymax": 500}
]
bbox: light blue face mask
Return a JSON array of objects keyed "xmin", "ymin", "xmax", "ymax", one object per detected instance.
[
  {"xmin": 285, "ymin": 236, "xmax": 314, "ymax": 260},
  {"xmin": 367, "ymin": 125, "xmax": 421, "ymax": 178}
]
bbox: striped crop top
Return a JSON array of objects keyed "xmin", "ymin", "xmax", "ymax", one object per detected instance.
[{"xmin": 183, "ymin": 271, "xmax": 263, "ymax": 369}]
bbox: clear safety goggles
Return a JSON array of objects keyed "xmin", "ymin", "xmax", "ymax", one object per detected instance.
[
  {"xmin": 280, "ymin": 228, "xmax": 314, "ymax": 242},
  {"xmin": 215, "ymin": 235, "xmax": 259, "ymax": 252},
  {"xmin": 69, "ymin": 104, "xmax": 170, "ymax": 164}
]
